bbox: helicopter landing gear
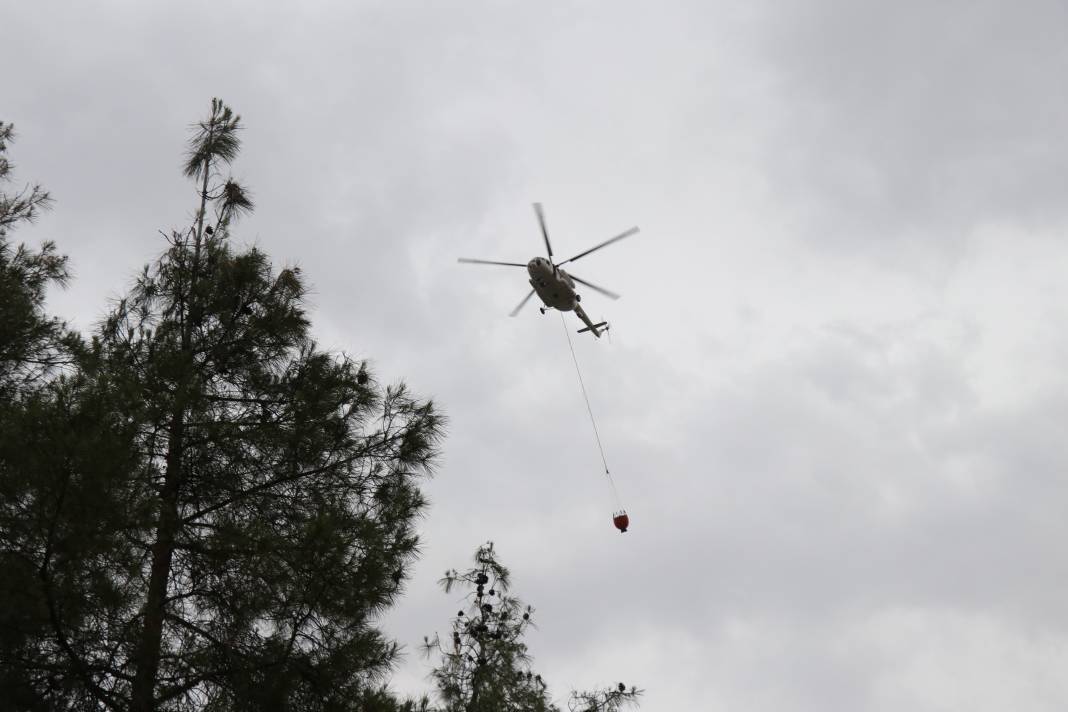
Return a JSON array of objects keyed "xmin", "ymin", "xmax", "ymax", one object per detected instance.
[{"xmin": 539, "ymin": 307, "xmax": 547, "ymax": 315}]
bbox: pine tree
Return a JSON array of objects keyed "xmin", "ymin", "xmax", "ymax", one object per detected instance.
[
  {"xmin": 0, "ymin": 100, "xmax": 444, "ymax": 711},
  {"xmin": 0, "ymin": 120, "xmax": 97, "ymax": 712},
  {"xmin": 425, "ymin": 542, "xmax": 554, "ymax": 712},
  {"xmin": 0, "ymin": 121, "xmax": 70, "ymax": 397},
  {"xmin": 424, "ymin": 543, "xmax": 641, "ymax": 712}
]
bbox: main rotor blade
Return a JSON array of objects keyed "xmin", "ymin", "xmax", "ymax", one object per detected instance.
[
  {"xmin": 555, "ymin": 226, "xmax": 639, "ymax": 267},
  {"xmin": 569, "ymin": 273, "xmax": 620, "ymax": 300},
  {"xmin": 458, "ymin": 258, "xmax": 527, "ymax": 267},
  {"xmin": 533, "ymin": 203, "xmax": 554, "ymax": 260},
  {"xmin": 509, "ymin": 289, "xmax": 537, "ymax": 317}
]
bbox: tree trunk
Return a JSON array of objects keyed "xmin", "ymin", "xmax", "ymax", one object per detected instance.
[
  {"xmin": 129, "ymin": 412, "xmax": 184, "ymax": 712},
  {"xmin": 130, "ymin": 134, "xmax": 208, "ymax": 711}
]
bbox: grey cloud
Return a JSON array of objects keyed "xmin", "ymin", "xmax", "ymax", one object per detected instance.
[
  {"xmin": 7, "ymin": 2, "xmax": 1068, "ymax": 710},
  {"xmin": 756, "ymin": 0, "xmax": 1068, "ymax": 253}
]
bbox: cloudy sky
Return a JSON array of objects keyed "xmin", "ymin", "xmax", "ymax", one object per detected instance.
[{"xmin": 7, "ymin": 1, "xmax": 1068, "ymax": 709}]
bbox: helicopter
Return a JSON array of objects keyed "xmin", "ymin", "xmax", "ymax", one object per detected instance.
[{"xmin": 458, "ymin": 203, "xmax": 638, "ymax": 338}]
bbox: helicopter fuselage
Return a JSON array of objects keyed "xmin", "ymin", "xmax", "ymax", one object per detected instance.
[
  {"xmin": 457, "ymin": 203, "xmax": 635, "ymax": 338},
  {"xmin": 527, "ymin": 257, "xmax": 578, "ymax": 311}
]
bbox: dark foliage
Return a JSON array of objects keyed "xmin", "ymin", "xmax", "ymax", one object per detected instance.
[
  {"xmin": 0, "ymin": 101, "xmax": 444, "ymax": 712},
  {"xmin": 424, "ymin": 543, "xmax": 641, "ymax": 712},
  {"xmin": 0, "ymin": 122, "xmax": 72, "ymax": 398}
]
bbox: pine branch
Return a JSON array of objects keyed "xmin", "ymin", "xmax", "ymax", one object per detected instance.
[{"xmin": 182, "ymin": 99, "xmax": 242, "ymax": 180}]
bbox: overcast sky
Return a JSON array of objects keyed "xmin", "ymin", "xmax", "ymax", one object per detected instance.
[{"xmin": 7, "ymin": 1, "xmax": 1068, "ymax": 709}]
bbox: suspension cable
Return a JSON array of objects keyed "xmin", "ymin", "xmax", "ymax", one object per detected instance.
[{"xmin": 560, "ymin": 313, "xmax": 622, "ymax": 509}]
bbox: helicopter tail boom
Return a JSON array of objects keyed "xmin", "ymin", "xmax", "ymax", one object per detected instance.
[
  {"xmin": 577, "ymin": 321, "xmax": 609, "ymax": 336},
  {"xmin": 574, "ymin": 305, "xmax": 608, "ymax": 338}
]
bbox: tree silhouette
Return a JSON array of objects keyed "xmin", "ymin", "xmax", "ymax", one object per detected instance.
[
  {"xmin": 0, "ymin": 100, "xmax": 444, "ymax": 712},
  {"xmin": 424, "ymin": 542, "xmax": 641, "ymax": 712}
]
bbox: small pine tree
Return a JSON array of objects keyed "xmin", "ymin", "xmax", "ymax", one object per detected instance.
[
  {"xmin": 424, "ymin": 543, "xmax": 641, "ymax": 712},
  {"xmin": 425, "ymin": 542, "xmax": 554, "ymax": 712}
]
